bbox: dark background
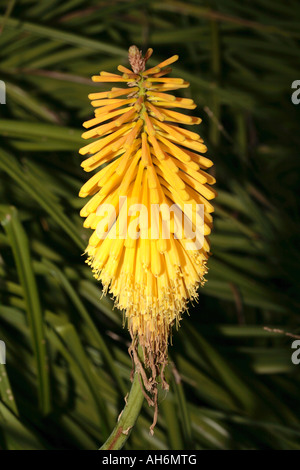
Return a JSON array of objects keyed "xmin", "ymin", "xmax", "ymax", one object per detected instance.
[{"xmin": 0, "ymin": 0, "xmax": 300, "ymax": 449}]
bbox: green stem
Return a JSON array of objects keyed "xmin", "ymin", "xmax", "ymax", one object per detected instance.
[{"xmin": 99, "ymin": 372, "xmax": 144, "ymax": 450}]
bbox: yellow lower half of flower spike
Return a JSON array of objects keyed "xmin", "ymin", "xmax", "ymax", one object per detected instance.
[{"xmin": 79, "ymin": 46, "xmax": 216, "ymax": 384}]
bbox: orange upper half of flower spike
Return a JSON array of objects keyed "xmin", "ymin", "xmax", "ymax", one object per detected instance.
[{"xmin": 79, "ymin": 46, "xmax": 216, "ymax": 342}]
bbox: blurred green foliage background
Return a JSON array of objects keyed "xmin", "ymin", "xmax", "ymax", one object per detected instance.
[{"xmin": 0, "ymin": 0, "xmax": 300, "ymax": 450}]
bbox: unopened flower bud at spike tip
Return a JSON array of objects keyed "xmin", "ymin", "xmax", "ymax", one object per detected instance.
[{"xmin": 128, "ymin": 45, "xmax": 146, "ymax": 74}]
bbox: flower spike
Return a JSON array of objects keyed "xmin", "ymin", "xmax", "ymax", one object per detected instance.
[{"xmin": 79, "ymin": 46, "xmax": 216, "ymax": 427}]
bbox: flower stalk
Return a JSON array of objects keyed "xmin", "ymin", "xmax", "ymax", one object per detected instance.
[{"xmin": 99, "ymin": 371, "xmax": 144, "ymax": 450}]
